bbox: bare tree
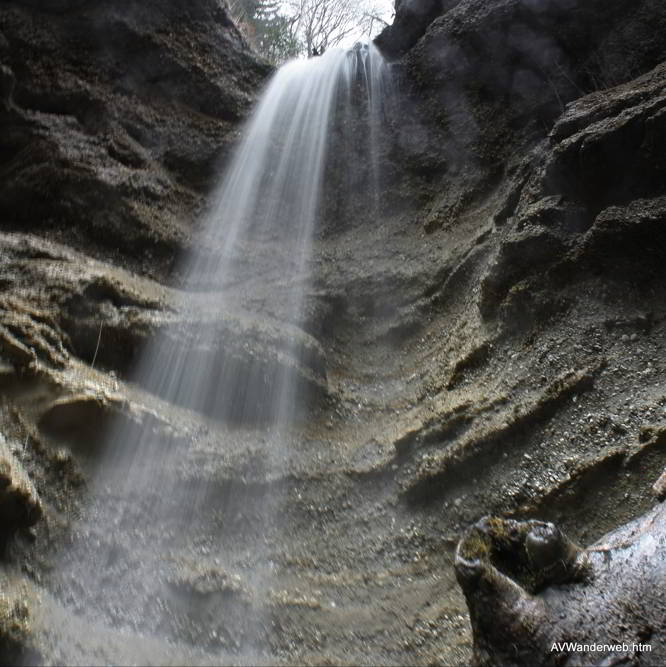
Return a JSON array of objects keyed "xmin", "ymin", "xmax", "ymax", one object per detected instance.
[
  {"xmin": 227, "ymin": 0, "xmax": 254, "ymax": 23},
  {"xmin": 227, "ymin": 0, "xmax": 301, "ymax": 63},
  {"xmin": 283, "ymin": 0, "xmax": 389, "ymax": 57},
  {"xmin": 227, "ymin": 0, "xmax": 258, "ymax": 37},
  {"xmin": 362, "ymin": 8, "xmax": 391, "ymax": 39},
  {"xmin": 228, "ymin": 0, "xmax": 393, "ymax": 62}
]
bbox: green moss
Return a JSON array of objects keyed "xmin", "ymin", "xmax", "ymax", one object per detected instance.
[{"xmin": 459, "ymin": 528, "xmax": 492, "ymax": 562}]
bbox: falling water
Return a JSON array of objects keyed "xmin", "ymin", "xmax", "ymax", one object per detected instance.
[{"xmin": 49, "ymin": 43, "xmax": 392, "ymax": 663}]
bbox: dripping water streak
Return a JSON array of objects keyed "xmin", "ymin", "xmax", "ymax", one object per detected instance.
[{"xmin": 49, "ymin": 44, "xmax": 392, "ymax": 665}]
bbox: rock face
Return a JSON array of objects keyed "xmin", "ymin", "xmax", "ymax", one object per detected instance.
[
  {"xmin": 379, "ymin": 0, "xmax": 666, "ymax": 229},
  {"xmin": 479, "ymin": 61, "xmax": 666, "ymax": 322},
  {"xmin": 0, "ymin": 0, "xmax": 270, "ymax": 278},
  {"xmin": 0, "ymin": 0, "xmax": 666, "ymax": 665},
  {"xmin": 456, "ymin": 502, "xmax": 666, "ymax": 666},
  {"xmin": 0, "ymin": 434, "xmax": 42, "ymax": 528},
  {"xmin": 375, "ymin": 0, "xmax": 461, "ymax": 59}
]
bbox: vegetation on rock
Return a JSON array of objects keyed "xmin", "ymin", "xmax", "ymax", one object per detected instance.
[{"xmin": 229, "ymin": 0, "xmax": 392, "ymax": 62}]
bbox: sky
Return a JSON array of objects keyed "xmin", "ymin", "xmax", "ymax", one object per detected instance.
[
  {"xmin": 269, "ymin": 0, "xmax": 396, "ymax": 54},
  {"xmin": 370, "ymin": 0, "xmax": 396, "ymax": 26},
  {"xmin": 339, "ymin": 0, "xmax": 396, "ymax": 47}
]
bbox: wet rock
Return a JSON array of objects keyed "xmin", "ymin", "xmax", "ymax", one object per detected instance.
[
  {"xmin": 472, "ymin": 61, "xmax": 666, "ymax": 320},
  {"xmin": 0, "ymin": 434, "xmax": 42, "ymax": 528},
  {"xmin": 0, "ymin": 325, "xmax": 34, "ymax": 369},
  {"xmin": 168, "ymin": 565, "xmax": 246, "ymax": 600},
  {"xmin": 38, "ymin": 394, "xmax": 109, "ymax": 436},
  {"xmin": 0, "ymin": 587, "xmax": 32, "ymax": 661},
  {"xmin": 148, "ymin": 311, "xmax": 329, "ymax": 424},
  {"xmin": 0, "ymin": 0, "xmax": 665, "ymax": 664},
  {"xmin": 456, "ymin": 505, "xmax": 666, "ymax": 665},
  {"xmin": 375, "ymin": 0, "xmax": 462, "ymax": 60},
  {"xmin": 0, "ymin": 0, "xmax": 270, "ymax": 277},
  {"xmin": 0, "ymin": 63, "xmax": 15, "ymax": 110},
  {"xmin": 401, "ymin": 364, "xmax": 600, "ymax": 503},
  {"xmin": 542, "ymin": 65, "xmax": 666, "ymax": 214},
  {"xmin": 402, "ymin": 0, "xmax": 666, "ymax": 181},
  {"xmin": 653, "ymin": 468, "xmax": 666, "ymax": 500},
  {"xmin": 0, "ymin": 300, "xmax": 69, "ymax": 370},
  {"xmin": 551, "ymin": 61, "xmax": 666, "ymax": 142},
  {"xmin": 0, "ymin": 231, "xmax": 328, "ymax": 428},
  {"xmin": 59, "ymin": 272, "xmax": 166, "ymax": 373},
  {"xmin": 478, "ymin": 229, "xmax": 567, "ymax": 319},
  {"xmin": 574, "ymin": 196, "xmax": 666, "ymax": 278}
]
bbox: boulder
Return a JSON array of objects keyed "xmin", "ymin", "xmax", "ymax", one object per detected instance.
[
  {"xmin": 0, "ymin": 434, "xmax": 42, "ymax": 528},
  {"xmin": 456, "ymin": 500, "xmax": 666, "ymax": 665}
]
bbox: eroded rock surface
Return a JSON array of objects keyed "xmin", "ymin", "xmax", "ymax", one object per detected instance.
[
  {"xmin": 456, "ymin": 500, "xmax": 666, "ymax": 665},
  {"xmin": 0, "ymin": 0, "xmax": 270, "ymax": 278},
  {"xmin": 0, "ymin": 434, "xmax": 42, "ymax": 529}
]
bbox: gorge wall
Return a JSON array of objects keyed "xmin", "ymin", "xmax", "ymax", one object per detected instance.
[{"xmin": 1, "ymin": 0, "xmax": 666, "ymax": 664}]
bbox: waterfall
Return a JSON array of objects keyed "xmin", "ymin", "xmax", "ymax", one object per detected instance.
[{"xmin": 47, "ymin": 43, "xmax": 392, "ymax": 664}]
